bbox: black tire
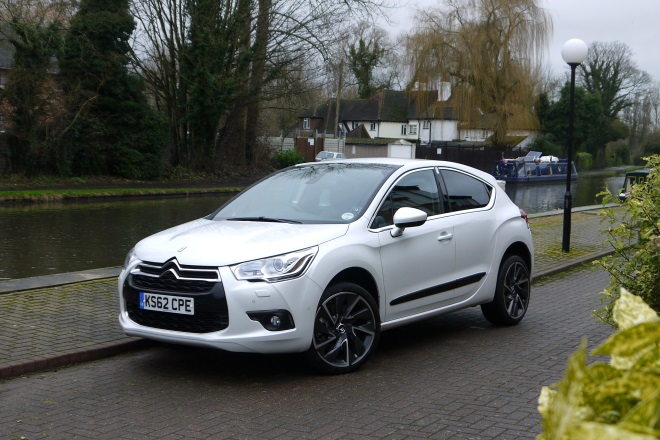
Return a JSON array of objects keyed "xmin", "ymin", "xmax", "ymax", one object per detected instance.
[
  {"xmin": 306, "ymin": 282, "xmax": 380, "ymax": 374},
  {"xmin": 481, "ymin": 255, "xmax": 530, "ymax": 326}
]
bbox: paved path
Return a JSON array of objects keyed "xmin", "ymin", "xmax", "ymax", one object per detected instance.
[
  {"xmin": 0, "ymin": 207, "xmax": 620, "ymax": 379},
  {"xmin": 0, "ymin": 267, "xmax": 613, "ymax": 439}
]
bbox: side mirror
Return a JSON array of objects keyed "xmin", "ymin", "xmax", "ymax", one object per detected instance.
[{"xmin": 391, "ymin": 207, "xmax": 427, "ymax": 237}]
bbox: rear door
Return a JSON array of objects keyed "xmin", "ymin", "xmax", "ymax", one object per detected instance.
[{"xmin": 437, "ymin": 168, "xmax": 497, "ymax": 300}]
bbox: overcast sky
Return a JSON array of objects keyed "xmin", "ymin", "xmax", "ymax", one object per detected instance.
[{"xmin": 393, "ymin": 0, "xmax": 660, "ymax": 82}]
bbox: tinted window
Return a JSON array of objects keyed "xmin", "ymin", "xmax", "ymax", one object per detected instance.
[
  {"xmin": 372, "ymin": 169, "xmax": 442, "ymax": 228},
  {"xmin": 439, "ymin": 169, "xmax": 492, "ymax": 212}
]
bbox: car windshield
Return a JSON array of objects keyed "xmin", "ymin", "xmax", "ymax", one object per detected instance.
[{"xmin": 213, "ymin": 163, "xmax": 399, "ymax": 224}]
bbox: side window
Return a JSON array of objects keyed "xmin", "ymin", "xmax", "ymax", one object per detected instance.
[
  {"xmin": 439, "ymin": 169, "xmax": 492, "ymax": 212},
  {"xmin": 372, "ymin": 170, "xmax": 442, "ymax": 228}
]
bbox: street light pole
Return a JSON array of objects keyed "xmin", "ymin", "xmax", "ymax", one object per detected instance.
[{"xmin": 561, "ymin": 39, "xmax": 588, "ymax": 253}]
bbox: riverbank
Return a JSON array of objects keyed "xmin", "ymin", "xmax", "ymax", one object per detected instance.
[
  {"xmin": 0, "ymin": 169, "xmax": 269, "ymax": 202},
  {"xmin": 0, "ymin": 186, "xmax": 245, "ymax": 203}
]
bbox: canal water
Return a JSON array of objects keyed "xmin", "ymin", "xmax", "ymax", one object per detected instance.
[{"xmin": 0, "ymin": 174, "xmax": 625, "ymax": 280}]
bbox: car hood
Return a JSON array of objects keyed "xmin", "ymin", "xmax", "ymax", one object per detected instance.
[{"xmin": 133, "ymin": 219, "xmax": 349, "ymax": 266}]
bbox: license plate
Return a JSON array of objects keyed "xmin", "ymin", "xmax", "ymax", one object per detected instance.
[{"xmin": 139, "ymin": 292, "xmax": 194, "ymax": 315}]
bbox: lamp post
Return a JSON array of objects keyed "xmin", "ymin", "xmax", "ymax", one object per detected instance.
[{"xmin": 561, "ymin": 39, "xmax": 588, "ymax": 253}]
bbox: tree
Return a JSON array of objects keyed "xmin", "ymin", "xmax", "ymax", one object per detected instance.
[
  {"xmin": 542, "ymin": 82, "xmax": 605, "ymax": 158},
  {"xmin": 405, "ymin": 0, "xmax": 551, "ymax": 149},
  {"xmin": 620, "ymin": 92, "xmax": 651, "ymax": 159},
  {"xmin": 130, "ymin": 0, "xmax": 390, "ymax": 170},
  {"xmin": 573, "ymin": 41, "xmax": 652, "ymax": 165},
  {"xmin": 347, "ymin": 25, "xmax": 388, "ymax": 98},
  {"xmin": 578, "ymin": 41, "xmax": 651, "ymax": 120},
  {"xmin": 0, "ymin": 0, "xmax": 74, "ymax": 175},
  {"xmin": 59, "ymin": 0, "xmax": 166, "ymax": 178},
  {"xmin": 129, "ymin": 0, "xmax": 191, "ymax": 168}
]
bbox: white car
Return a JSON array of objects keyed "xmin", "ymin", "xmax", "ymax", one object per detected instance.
[
  {"xmin": 119, "ymin": 158, "xmax": 533, "ymax": 374},
  {"xmin": 315, "ymin": 151, "xmax": 347, "ymax": 161}
]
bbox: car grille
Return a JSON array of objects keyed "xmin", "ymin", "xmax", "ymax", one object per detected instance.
[
  {"xmin": 131, "ymin": 274, "xmax": 214, "ymax": 294},
  {"xmin": 124, "ymin": 258, "xmax": 228, "ymax": 333}
]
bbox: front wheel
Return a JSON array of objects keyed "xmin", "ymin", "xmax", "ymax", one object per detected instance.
[
  {"xmin": 306, "ymin": 282, "xmax": 380, "ymax": 374},
  {"xmin": 481, "ymin": 255, "xmax": 530, "ymax": 326}
]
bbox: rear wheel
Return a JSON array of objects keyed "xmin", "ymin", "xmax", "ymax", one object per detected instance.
[
  {"xmin": 306, "ymin": 282, "xmax": 380, "ymax": 374},
  {"xmin": 481, "ymin": 255, "xmax": 530, "ymax": 326}
]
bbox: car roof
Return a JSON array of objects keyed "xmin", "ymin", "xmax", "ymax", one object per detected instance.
[{"xmin": 297, "ymin": 158, "xmax": 498, "ymax": 185}]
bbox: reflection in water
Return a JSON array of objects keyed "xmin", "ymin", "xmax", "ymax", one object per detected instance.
[
  {"xmin": 504, "ymin": 175, "xmax": 622, "ymax": 214},
  {"xmin": 0, "ymin": 174, "xmax": 625, "ymax": 280},
  {"xmin": 0, "ymin": 194, "xmax": 231, "ymax": 280}
]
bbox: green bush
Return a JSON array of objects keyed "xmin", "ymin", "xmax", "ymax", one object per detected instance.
[
  {"xmin": 595, "ymin": 155, "xmax": 660, "ymax": 326},
  {"xmin": 576, "ymin": 152, "xmax": 593, "ymax": 171},
  {"xmin": 272, "ymin": 149, "xmax": 305, "ymax": 169},
  {"xmin": 538, "ymin": 290, "xmax": 660, "ymax": 439}
]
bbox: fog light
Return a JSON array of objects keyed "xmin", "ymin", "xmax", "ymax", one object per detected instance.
[{"xmin": 246, "ymin": 310, "xmax": 295, "ymax": 331}]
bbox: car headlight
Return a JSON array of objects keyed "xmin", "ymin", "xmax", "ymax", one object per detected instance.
[
  {"xmin": 231, "ymin": 247, "xmax": 318, "ymax": 282},
  {"xmin": 123, "ymin": 248, "xmax": 137, "ymax": 269}
]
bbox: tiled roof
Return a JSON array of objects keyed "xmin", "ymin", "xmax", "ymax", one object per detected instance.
[
  {"xmin": 300, "ymin": 89, "xmax": 458, "ymax": 129},
  {"xmin": 346, "ymin": 124, "xmax": 371, "ymax": 139}
]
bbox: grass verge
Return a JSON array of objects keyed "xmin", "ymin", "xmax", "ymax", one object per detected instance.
[{"xmin": 0, "ymin": 186, "xmax": 244, "ymax": 202}]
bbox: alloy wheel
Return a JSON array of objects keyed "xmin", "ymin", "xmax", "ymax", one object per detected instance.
[
  {"xmin": 502, "ymin": 260, "xmax": 530, "ymax": 319},
  {"xmin": 312, "ymin": 290, "xmax": 377, "ymax": 369}
]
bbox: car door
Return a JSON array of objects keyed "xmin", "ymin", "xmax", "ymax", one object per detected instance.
[
  {"xmin": 373, "ymin": 169, "xmax": 458, "ymax": 322},
  {"xmin": 437, "ymin": 168, "xmax": 497, "ymax": 301}
]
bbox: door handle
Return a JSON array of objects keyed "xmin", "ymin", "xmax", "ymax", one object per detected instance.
[{"xmin": 437, "ymin": 232, "xmax": 453, "ymax": 242}]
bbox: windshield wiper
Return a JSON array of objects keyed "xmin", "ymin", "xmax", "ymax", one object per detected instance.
[{"xmin": 227, "ymin": 216, "xmax": 302, "ymax": 224}]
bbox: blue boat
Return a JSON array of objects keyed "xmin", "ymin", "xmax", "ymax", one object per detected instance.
[{"xmin": 492, "ymin": 151, "xmax": 578, "ymax": 183}]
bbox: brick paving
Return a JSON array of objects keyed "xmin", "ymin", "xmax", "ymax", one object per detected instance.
[
  {"xmin": 0, "ymin": 206, "xmax": 622, "ymax": 379},
  {"xmin": 0, "ymin": 267, "xmax": 612, "ymax": 439}
]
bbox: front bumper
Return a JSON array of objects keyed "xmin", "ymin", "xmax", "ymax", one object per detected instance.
[{"xmin": 118, "ymin": 263, "xmax": 322, "ymax": 354}]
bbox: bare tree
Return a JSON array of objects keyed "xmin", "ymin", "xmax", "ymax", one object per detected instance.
[
  {"xmin": 129, "ymin": 0, "xmax": 190, "ymax": 166},
  {"xmin": 404, "ymin": 0, "xmax": 551, "ymax": 149},
  {"xmin": 578, "ymin": 41, "xmax": 652, "ymax": 119},
  {"xmin": 650, "ymin": 82, "xmax": 660, "ymax": 130},
  {"xmin": 130, "ymin": 0, "xmax": 392, "ymax": 169}
]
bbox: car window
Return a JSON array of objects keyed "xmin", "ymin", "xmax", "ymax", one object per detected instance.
[
  {"xmin": 439, "ymin": 169, "xmax": 492, "ymax": 212},
  {"xmin": 372, "ymin": 169, "xmax": 442, "ymax": 228},
  {"xmin": 213, "ymin": 163, "xmax": 399, "ymax": 224}
]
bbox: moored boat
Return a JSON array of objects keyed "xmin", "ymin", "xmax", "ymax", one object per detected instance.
[
  {"xmin": 618, "ymin": 168, "xmax": 651, "ymax": 201},
  {"xmin": 492, "ymin": 151, "xmax": 578, "ymax": 183}
]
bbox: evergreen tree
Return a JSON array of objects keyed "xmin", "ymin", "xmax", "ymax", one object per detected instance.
[
  {"xmin": 2, "ymin": 20, "xmax": 63, "ymax": 174},
  {"xmin": 349, "ymin": 37, "xmax": 385, "ymax": 99},
  {"xmin": 59, "ymin": 0, "xmax": 166, "ymax": 178}
]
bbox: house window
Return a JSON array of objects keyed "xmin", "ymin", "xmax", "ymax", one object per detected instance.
[
  {"xmin": 401, "ymin": 125, "xmax": 407, "ymax": 135},
  {"xmin": 352, "ymin": 121, "xmax": 358, "ymax": 129},
  {"xmin": 423, "ymin": 120, "xmax": 430, "ymax": 129},
  {"xmin": 409, "ymin": 124, "xmax": 417, "ymax": 135},
  {"xmin": 370, "ymin": 122, "xmax": 376, "ymax": 131},
  {"xmin": 303, "ymin": 118, "xmax": 310, "ymax": 129}
]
